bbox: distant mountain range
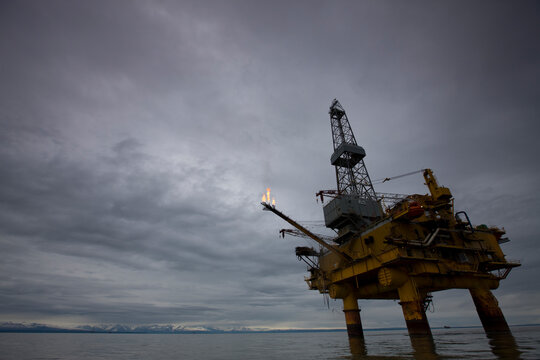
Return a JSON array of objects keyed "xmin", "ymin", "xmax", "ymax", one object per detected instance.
[
  {"xmin": 0, "ymin": 322, "xmax": 351, "ymax": 334},
  {"xmin": 5, "ymin": 322, "xmax": 534, "ymax": 334}
]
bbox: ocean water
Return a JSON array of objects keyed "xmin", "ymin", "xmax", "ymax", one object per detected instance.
[{"xmin": 0, "ymin": 326, "xmax": 538, "ymax": 359}]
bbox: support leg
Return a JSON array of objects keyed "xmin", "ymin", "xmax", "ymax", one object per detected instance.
[
  {"xmin": 469, "ymin": 288, "xmax": 510, "ymax": 333},
  {"xmin": 343, "ymin": 294, "xmax": 364, "ymax": 339},
  {"xmin": 399, "ymin": 299, "xmax": 432, "ymax": 336},
  {"xmin": 398, "ymin": 281, "xmax": 432, "ymax": 337},
  {"xmin": 342, "ymin": 294, "xmax": 366, "ymax": 355}
]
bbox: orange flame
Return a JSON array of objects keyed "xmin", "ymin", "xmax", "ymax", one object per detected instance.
[
  {"xmin": 266, "ymin": 188, "xmax": 271, "ymax": 203},
  {"xmin": 272, "ymin": 197, "xmax": 276, "ymax": 206},
  {"xmin": 262, "ymin": 194, "xmax": 267, "ymax": 202}
]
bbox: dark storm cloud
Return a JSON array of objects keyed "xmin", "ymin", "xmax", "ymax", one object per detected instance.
[
  {"xmin": 0, "ymin": 119, "xmax": 306, "ymax": 326},
  {"xmin": 1, "ymin": 0, "xmax": 539, "ymax": 328},
  {"xmin": 0, "ymin": 130, "xmax": 281, "ymax": 272}
]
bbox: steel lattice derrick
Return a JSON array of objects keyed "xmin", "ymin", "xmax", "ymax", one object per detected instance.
[
  {"xmin": 329, "ymin": 99, "xmax": 377, "ymax": 200},
  {"xmin": 330, "ymin": 99, "xmax": 357, "ymax": 149}
]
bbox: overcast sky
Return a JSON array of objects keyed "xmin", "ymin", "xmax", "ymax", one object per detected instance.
[{"xmin": 1, "ymin": 0, "xmax": 539, "ymax": 330}]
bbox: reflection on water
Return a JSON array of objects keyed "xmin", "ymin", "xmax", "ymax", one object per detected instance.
[
  {"xmin": 347, "ymin": 334, "xmax": 439, "ymax": 360},
  {"xmin": 409, "ymin": 335, "xmax": 439, "ymax": 360},
  {"xmin": 346, "ymin": 327, "xmax": 528, "ymax": 360},
  {"xmin": 348, "ymin": 337, "xmax": 367, "ymax": 356},
  {"xmin": 486, "ymin": 330, "xmax": 522, "ymax": 360}
]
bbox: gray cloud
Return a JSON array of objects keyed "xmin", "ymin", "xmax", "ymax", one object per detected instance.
[{"xmin": 1, "ymin": 0, "xmax": 539, "ymax": 329}]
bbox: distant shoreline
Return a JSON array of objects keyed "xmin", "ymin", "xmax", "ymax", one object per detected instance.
[{"xmin": 1, "ymin": 324, "xmax": 538, "ymax": 334}]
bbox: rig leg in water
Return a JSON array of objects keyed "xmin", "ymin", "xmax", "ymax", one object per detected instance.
[
  {"xmin": 409, "ymin": 334, "xmax": 439, "ymax": 360},
  {"xmin": 470, "ymin": 288, "xmax": 510, "ymax": 333},
  {"xmin": 343, "ymin": 294, "xmax": 364, "ymax": 339},
  {"xmin": 398, "ymin": 281, "xmax": 433, "ymax": 337},
  {"xmin": 486, "ymin": 328, "xmax": 522, "ymax": 359}
]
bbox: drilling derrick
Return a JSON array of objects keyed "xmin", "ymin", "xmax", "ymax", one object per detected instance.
[
  {"xmin": 324, "ymin": 99, "xmax": 383, "ymax": 237},
  {"xmin": 329, "ymin": 99, "xmax": 375, "ymax": 198},
  {"xmin": 261, "ymin": 99, "xmax": 520, "ymax": 354}
]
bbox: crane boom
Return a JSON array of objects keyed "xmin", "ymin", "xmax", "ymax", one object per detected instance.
[
  {"xmin": 261, "ymin": 202, "xmax": 352, "ymax": 262},
  {"xmin": 280, "ymin": 228, "xmax": 336, "ymax": 243}
]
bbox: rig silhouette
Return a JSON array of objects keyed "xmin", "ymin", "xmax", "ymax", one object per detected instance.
[{"xmin": 262, "ymin": 99, "xmax": 520, "ymax": 348}]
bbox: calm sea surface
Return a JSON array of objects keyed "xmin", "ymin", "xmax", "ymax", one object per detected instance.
[{"xmin": 0, "ymin": 326, "xmax": 538, "ymax": 359}]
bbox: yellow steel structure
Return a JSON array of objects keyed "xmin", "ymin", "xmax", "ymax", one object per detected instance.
[
  {"xmin": 262, "ymin": 169, "xmax": 519, "ymax": 341},
  {"xmin": 313, "ymin": 169, "xmax": 518, "ymax": 335},
  {"xmin": 262, "ymin": 100, "xmax": 519, "ymax": 351}
]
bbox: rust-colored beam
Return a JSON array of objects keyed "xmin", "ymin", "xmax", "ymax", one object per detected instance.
[
  {"xmin": 343, "ymin": 294, "xmax": 364, "ymax": 339},
  {"xmin": 399, "ymin": 299, "xmax": 432, "ymax": 336},
  {"xmin": 469, "ymin": 288, "xmax": 510, "ymax": 333},
  {"xmin": 398, "ymin": 281, "xmax": 432, "ymax": 337}
]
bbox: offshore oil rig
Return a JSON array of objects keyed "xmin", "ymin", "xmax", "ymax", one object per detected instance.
[{"xmin": 262, "ymin": 99, "xmax": 520, "ymax": 348}]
